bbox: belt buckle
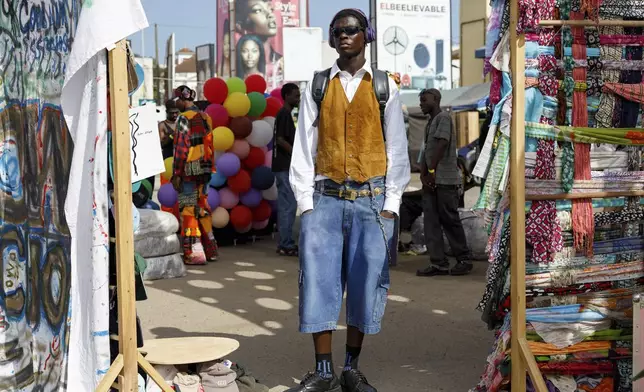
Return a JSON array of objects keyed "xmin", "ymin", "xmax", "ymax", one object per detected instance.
[{"xmin": 340, "ymin": 189, "xmax": 358, "ymax": 201}]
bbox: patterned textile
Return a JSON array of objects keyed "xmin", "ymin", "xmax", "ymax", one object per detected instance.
[
  {"xmin": 600, "ymin": 0, "xmax": 644, "ymax": 19},
  {"xmin": 526, "ymin": 141, "xmax": 563, "ymax": 263},
  {"xmin": 603, "ymin": 82, "xmax": 644, "ymax": 104},
  {"xmin": 561, "ymin": 142, "xmax": 576, "ymax": 192},
  {"xmin": 179, "ymin": 183, "xmax": 218, "ymax": 264}
]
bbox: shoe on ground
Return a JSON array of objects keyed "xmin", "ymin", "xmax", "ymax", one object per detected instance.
[
  {"xmin": 416, "ymin": 264, "xmax": 449, "ymax": 277},
  {"xmin": 341, "ymin": 369, "xmax": 377, "ymax": 392},
  {"xmin": 286, "ymin": 372, "xmax": 342, "ymax": 392},
  {"xmin": 450, "ymin": 261, "xmax": 473, "ymax": 276}
]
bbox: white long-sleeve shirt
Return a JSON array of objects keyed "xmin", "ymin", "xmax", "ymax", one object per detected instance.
[{"xmin": 289, "ymin": 61, "xmax": 411, "ymax": 214}]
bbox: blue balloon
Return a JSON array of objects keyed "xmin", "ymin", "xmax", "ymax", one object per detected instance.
[
  {"xmin": 143, "ymin": 201, "xmax": 160, "ymax": 210},
  {"xmin": 210, "ymin": 172, "xmax": 227, "ymax": 188},
  {"xmin": 251, "ymin": 166, "xmax": 275, "ymax": 191}
]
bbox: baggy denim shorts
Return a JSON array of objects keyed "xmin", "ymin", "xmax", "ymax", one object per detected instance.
[{"xmin": 298, "ymin": 177, "xmax": 395, "ymax": 335}]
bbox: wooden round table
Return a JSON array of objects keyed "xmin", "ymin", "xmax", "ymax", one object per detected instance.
[{"xmin": 140, "ymin": 337, "xmax": 240, "ymax": 365}]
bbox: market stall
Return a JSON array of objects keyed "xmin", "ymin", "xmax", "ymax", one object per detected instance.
[{"xmin": 470, "ymin": 0, "xmax": 644, "ymax": 390}]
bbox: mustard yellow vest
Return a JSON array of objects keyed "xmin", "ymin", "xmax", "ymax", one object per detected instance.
[{"xmin": 316, "ymin": 74, "xmax": 387, "ymax": 183}]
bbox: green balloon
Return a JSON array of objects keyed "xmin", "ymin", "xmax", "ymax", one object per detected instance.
[
  {"xmin": 226, "ymin": 77, "xmax": 247, "ymax": 94},
  {"xmin": 247, "ymin": 92, "xmax": 268, "ymax": 117}
]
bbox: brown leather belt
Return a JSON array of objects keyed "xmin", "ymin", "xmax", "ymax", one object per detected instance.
[{"xmin": 321, "ymin": 187, "xmax": 383, "ymax": 201}]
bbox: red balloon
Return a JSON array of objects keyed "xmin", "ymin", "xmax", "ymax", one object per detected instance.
[
  {"xmin": 262, "ymin": 97, "xmax": 282, "ymax": 118},
  {"xmin": 245, "ymin": 74, "xmax": 267, "ymax": 93},
  {"xmin": 204, "ymin": 78, "xmax": 228, "ymax": 104},
  {"xmin": 205, "ymin": 104, "xmax": 230, "ymax": 128},
  {"xmin": 243, "ymin": 147, "xmax": 265, "ymax": 170},
  {"xmin": 227, "ymin": 169, "xmax": 251, "ymax": 194},
  {"xmin": 230, "ymin": 205, "xmax": 252, "ymax": 229},
  {"xmin": 252, "ymin": 200, "xmax": 272, "ymax": 221},
  {"xmin": 229, "ymin": 116, "xmax": 253, "ymax": 139},
  {"xmin": 269, "ymin": 88, "xmax": 284, "ymax": 104}
]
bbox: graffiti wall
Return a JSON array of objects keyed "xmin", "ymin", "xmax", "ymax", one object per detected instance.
[{"xmin": 0, "ymin": 0, "xmax": 80, "ymax": 389}]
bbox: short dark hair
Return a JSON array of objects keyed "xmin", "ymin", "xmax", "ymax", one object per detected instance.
[
  {"xmin": 165, "ymin": 99, "xmax": 178, "ymax": 111},
  {"xmin": 331, "ymin": 9, "xmax": 368, "ymax": 30},
  {"xmin": 281, "ymin": 83, "xmax": 299, "ymax": 100},
  {"xmin": 419, "ymin": 88, "xmax": 441, "ymax": 102}
]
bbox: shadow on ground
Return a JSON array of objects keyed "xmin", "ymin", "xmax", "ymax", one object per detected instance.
[{"xmin": 138, "ymin": 239, "xmax": 492, "ymax": 392}]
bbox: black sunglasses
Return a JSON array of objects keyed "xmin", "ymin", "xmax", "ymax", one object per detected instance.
[{"xmin": 331, "ymin": 26, "xmax": 364, "ymax": 38}]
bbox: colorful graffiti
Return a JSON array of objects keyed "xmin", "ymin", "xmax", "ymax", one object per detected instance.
[{"xmin": 0, "ymin": 0, "xmax": 80, "ymax": 390}]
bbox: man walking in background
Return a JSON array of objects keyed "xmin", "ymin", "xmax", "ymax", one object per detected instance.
[
  {"xmin": 287, "ymin": 8, "xmax": 409, "ymax": 392},
  {"xmin": 273, "ymin": 82, "xmax": 300, "ymax": 257},
  {"xmin": 159, "ymin": 99, "xmax": 180, "ymax": 160},
  {"xmin": 171, "ymin": 86, "xmax": 219, "ymax": 265},
  {"xmin": 416, "ymin": 88, "xmax": 472, "ymax": 277}
]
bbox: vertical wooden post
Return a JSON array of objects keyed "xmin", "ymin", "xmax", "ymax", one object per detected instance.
[
  {"xmin": 509, "ymin": 0, "xmax": 527, "ymax": 389},
  {"xmin": 108, "ymin": 39, "xmax": 138, "ymax": 392}
]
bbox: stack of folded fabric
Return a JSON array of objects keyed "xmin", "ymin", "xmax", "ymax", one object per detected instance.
[
  {"xmin": 469, "ymin": 0, "xmax": 644, "ymax": 389},
  {"xmin": 135, "ymin": 209, "xmax": 186, "ymax": 280}
]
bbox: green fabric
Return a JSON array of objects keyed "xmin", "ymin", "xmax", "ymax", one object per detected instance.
[
  {"xmin": 134, "ymin": 252, "xmax": 147, "ymax": 274},
  {"xmin": 526, "ymin": 122, "xmax": 644, "ymax": 145}
]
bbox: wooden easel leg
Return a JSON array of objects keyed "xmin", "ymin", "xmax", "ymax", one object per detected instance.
[
  {"xmin": 137, "ymin": 353, "xmax": 174, "ymax": 392},
  {"xmin": 106, "ymin": 39, "xmax": 138, "ymax": 392}
]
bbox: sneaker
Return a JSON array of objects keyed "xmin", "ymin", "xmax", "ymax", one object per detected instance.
[
  {"xmin": 286, "ymin": 372, "xmax": 342, "ymax": 392},
  {"xmin": 450, "ymin": 261, "xmax": 473, "ymax": 276},
  {"xmin": 341, "ymin": 369, "xmax": 377, "ymax": 392},
  {"xmin": 416, "ymin": 263, "xmax": 449, "ymax": 277}
]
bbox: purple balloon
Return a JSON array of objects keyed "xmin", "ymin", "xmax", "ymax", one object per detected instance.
[
  {"xmin": 216, "ymin": 153, "xmax": 241, "ymax": 177},
  {"xmin": 207, "ymin": 189, "xmax": 221, "ymax": 209},
  {"xmin": 158, "ymin": 184, "xmax": 178, "ymax": 208},
  {"xmin": 267, "ymin": 138, "xmax": 274, "ymax": 150},
  {"xmin": 219, "ymin": 187, "xmax": 239, "ymax": 209},
  {"xmin": 239, "ymin": 188, "xmax": 262, "ymax": 208}
]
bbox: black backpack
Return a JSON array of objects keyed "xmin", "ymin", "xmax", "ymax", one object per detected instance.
[{"xmin": 311, "ymin": 68, "xmax": 390, "ymax": 140}]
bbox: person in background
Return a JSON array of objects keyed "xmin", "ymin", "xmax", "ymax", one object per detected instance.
[
  {"xmin": 272, "ymin": 82, "xmax": 300, "ymax": 257},
  {"xmin": 159, "ymin": 99, "xmax": 179, "ymax": 160},
  {"xmin": 171, "ymin": 86, "xmax": 219, "ymax": 265},
  {"xmin": 287, "ymin": 8, "xmax": 410, "ymax": 392},
  {"xmin": 417, "ymin": 89, "xmax": 472, "ymax": 277}
]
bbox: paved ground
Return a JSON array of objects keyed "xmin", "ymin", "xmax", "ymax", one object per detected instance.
[
  {"xmin": 139, "ymin": 247, "xmax": 491, "ymax": 391},
  {"xmin": 143, "ymin": 181, "xmax": 491, "ymax": 391}
]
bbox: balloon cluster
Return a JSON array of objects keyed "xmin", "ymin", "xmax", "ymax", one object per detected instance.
[{"xmin": 159, "ymin": 74, "xmax": 282, "ymax": 234}]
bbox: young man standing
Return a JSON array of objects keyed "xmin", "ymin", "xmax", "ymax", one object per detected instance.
[
  {"xmin": 272, "ymin": 83, "xmax": 301, "ymax": 257},
  {"xmin": 416, "ymin": 89, "xmax": 472, "ymax": 277},
  {"xmin": 288, "ymin": 9, "xmax": 410, "ymax": 392},
  {"xmin": 171, "ymin": 86, "xmax": 219, "ymax": 265}
]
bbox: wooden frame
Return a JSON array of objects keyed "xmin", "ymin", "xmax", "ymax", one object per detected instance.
[
  {"xmin": 508, "ymin": 2, "xmax": 644, "ymax": 391},
  {"xmin": 95, "ymin": 40, "xmax": 173, "ymax": 392}
]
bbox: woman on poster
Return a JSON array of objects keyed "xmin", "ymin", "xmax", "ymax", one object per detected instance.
[
  {"xmin": 235, "ymin": 35, "xmax": 267, "ymax": 79},
  {"xmin": 235, "ymin": 0, "xmax": 283, "ymax": 88}
]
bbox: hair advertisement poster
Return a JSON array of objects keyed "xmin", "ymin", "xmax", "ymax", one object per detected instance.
[{"xmin": 225, "ymin": 0, "xmax": 303, "ymax": 90}]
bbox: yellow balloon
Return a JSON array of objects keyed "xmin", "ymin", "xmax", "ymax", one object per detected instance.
[
  {"xmin": 161, "ymin": 157, "xmax": 173, "ymax": 181},
  {"xmin": 212, "ymin": 126, "xmax": 235, "ymax": 151},
  {"xmin": 224, "ymin": 92, "xmax": 251, "ymax": 118}
]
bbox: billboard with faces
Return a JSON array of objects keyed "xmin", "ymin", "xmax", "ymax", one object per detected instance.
[
  {"xmin": 371, "ymin": 0, "xmax": 452, "ymax": 90},
  {"xmin": 221, "ymin": 0, "xmax": 303, "ymax": 90}
]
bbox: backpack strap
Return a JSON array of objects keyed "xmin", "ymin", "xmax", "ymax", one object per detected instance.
[
  {"xmin": 311, "ymin": 68, "xmax": 331, "ymax": 126},
  {"xmin": 372, "ymin": 69, "xmax": 390, "ymax": 141}
]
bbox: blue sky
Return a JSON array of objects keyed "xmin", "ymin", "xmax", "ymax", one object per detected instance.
[{"xmin": 131, "ymin": 0, "xmax": 460, "ymax": 63}]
